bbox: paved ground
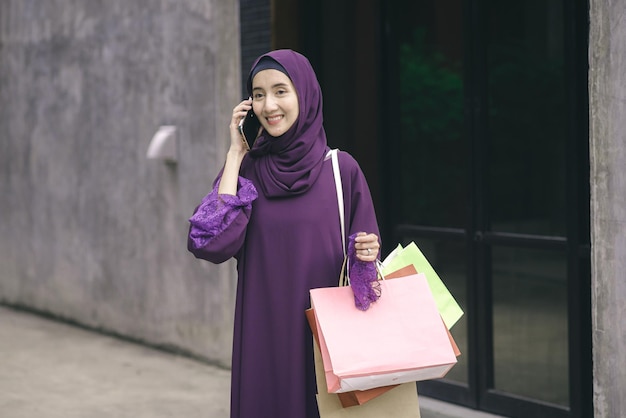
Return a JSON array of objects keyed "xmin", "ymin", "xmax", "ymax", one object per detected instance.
[{"xmin": 0, "ymin": 305, "xmax": 503, "ymax": 418}]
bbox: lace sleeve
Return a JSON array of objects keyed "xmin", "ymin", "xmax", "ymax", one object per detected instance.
[{"xmin": 188, "ymin": 176, "xmax": 258, "ymax": 251}]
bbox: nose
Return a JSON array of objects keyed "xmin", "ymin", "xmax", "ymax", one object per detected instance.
[{"xmin": 263, "ymin": 94, "xmax": 279, "ymax": 113}]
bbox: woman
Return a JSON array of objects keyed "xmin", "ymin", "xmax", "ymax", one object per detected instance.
[{"xmin": 188, "ymin": 49, "xmax": 380, "ymax": 418}]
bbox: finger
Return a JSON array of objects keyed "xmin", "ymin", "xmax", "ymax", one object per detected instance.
[
  {"xmin": 233, "ymin": 100, "xmax": 253, "ymax": 115},
  {"xmin": 356, "ymin": 248, "xmax": 378, "ymax": 262},
  {"xmin": 232, "ymin": 108, "xmax": 249, "ymax": 122},
  {"xmin": 356, "ymin": 244, "xmax": 379, "ymax": 254},
  {"xmin": 359, "ymin": 247, "xmax": 377, "ymax": 257},
  {"xmin": 355, "ymin": 239, "xmax": 380, "ymax": 252},
  {"xmin": 355, "ymin": 233, "xmax": 378, "ymax": 243}
]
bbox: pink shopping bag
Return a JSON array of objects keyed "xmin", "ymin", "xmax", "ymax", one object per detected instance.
[{"xmin": 310, "ymin": 273, "xmax": 457, "ymax": 393}]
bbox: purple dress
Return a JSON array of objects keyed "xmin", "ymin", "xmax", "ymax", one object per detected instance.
[{"xmin": 188, "ymin": 50, "xmax": 380, "ymax": 418}]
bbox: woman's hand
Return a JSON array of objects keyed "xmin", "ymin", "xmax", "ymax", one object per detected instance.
[
  {"xmin": 229, "ymin": 98, "xmax": 254, "ymax": 153},
  {"xmin": 218, "ymin": 99, "xmax": 254, "ymax": 196},
  {"xmin": 354, "ymin": 232, "xmax": 380, "ymax": 262}
]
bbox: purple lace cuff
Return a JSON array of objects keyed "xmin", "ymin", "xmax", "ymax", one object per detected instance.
[
  {"xmin": 347, "ymin": 233, "xmax": 381, "ymax": 311},
  {"xmin": 188, "ymin": 177, "xmax": 258, "ymax": 249}
]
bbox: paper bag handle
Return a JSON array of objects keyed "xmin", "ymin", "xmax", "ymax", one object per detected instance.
[{"xmin": 328, "ymin": 149, "xmax": 345, "ymax": 256}]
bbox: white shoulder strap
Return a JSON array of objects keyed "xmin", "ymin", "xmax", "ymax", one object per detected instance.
[{"xmin": 327, "ymin": 149, "xmax": 345, "ymax": 256}]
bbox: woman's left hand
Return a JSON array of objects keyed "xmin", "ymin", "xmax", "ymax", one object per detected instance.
[{"xmin": 354, "ymin": 232, "xmax": 380, "ymax": 262}]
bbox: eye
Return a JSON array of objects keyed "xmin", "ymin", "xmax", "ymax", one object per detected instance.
[
  {"xmin": 276, "ymin": 88, "xmax": 288, "ymax": 96},
  {"xmin": 253, "ymin": 92, "xmax": 265, "ymax": 100}
]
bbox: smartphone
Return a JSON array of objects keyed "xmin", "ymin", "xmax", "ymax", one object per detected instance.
[{"xmin": 238, "ymin": 109, "xmax": 261, "ymax": 150}]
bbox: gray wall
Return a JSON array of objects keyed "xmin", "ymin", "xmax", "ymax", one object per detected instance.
[
  {"xmin": 0, "ymin": 0, "xmax": 240, "ymax": 368},
  {"xmin": 589, "ymin": 1, "xmax": 626, "ymax": 416}
]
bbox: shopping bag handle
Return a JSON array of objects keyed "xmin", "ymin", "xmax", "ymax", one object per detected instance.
[
  {"xmin": 329, "ymin": 149, "xmax": 385, "ymax": 289},
  {"xmin": 327, "ymin": 149, "xmax": 346, "ymax": 256},
  {"xmin": 339, "ymin": 257, "xmax": 349, "ymax": 287},
  {"xmin": 375, "ymin": 259, "xmax": 387, "ymax": 281},
  {"xmin": 327, "ymin": 148, "xmax": 351, "ymax": 288}
]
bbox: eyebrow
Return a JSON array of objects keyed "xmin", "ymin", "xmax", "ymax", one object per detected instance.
[{"xmin": 252, "ymin": 82, "xmax": 291, "ymax": 91}]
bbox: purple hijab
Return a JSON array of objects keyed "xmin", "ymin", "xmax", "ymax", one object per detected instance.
[{"xmin": 246, "ymin": 50, "xmax": 328, "ymax": 198}]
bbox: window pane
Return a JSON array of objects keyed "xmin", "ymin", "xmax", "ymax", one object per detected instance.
[
  {"xmin": 492, "ymin": 247, "xmax": 569, "ymax": 406},
  {"xmin": 399, "ymin": 235, "xmax": 468, "ymax": 384},
  {"xmin": 487, "ymin": 1, "xmax": 567, "ymax": 236},
  {"xmin": 393, "ymin": 0, "xmax": 467, "ymax": 228}
]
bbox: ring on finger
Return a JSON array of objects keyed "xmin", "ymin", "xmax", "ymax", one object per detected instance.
[{"xmin": 367, "ymin": 248, "xmax": 371, "ymax": 255}]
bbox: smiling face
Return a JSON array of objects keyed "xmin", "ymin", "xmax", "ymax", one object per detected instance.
[{"xmin": 251, "ymin": 69, "xmax": 299, "ymax": 137}]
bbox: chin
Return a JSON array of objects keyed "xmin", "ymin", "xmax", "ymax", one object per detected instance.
[{"xmin": 267, "ymin": 126, "xmax": 286, "ymax": 137}]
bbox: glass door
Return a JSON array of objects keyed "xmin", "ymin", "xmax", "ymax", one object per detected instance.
[{"xmin": 381, "ymin": 0, "xmax": 591, "ymax": 416}]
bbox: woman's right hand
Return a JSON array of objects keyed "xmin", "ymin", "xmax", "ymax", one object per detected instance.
[
  {"xmin": 218, "ymin": 99, "xmax": 254, "ymax": 196},
  {"xmin": 229, "ymin": 98, "xmax": 254, "ymax": 153}
]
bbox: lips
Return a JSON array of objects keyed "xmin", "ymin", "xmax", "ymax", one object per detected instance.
[{"xmin": 266, "ymin": 115, "xmax": 283, "ymax": 125}]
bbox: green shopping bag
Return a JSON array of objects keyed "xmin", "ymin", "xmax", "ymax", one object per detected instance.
[{"xmin": 381, "ymin": 242, "xmax": 463, "ymax": 329}]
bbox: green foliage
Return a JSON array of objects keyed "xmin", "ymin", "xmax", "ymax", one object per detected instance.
[
  {"xmin": 399, "ymin": 28, "xmax": 463, "ymax": 146},
  {"xmin": 397, "ymin": 28, "xmax": 465, "ymax": 227}
]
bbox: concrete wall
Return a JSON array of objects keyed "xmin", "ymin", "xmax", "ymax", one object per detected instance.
[
  {"xmin": 589, "ymin": 1, "xmax": 626, "ymax": 416},
  {"xmin": 0, "ymin": 0, "xmax": 240, "ymax": 368}
]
